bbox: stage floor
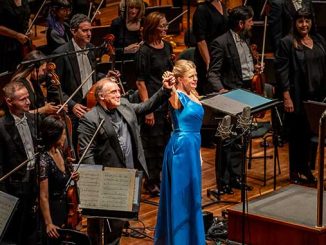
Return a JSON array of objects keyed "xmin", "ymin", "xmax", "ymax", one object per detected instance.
[{"xmin": 230, "ymin": 184, "xmax": 326, "ymax": 227}]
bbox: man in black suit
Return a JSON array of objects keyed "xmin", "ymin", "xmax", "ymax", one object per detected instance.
[
  {"xmin": 78, "ymin": 75, "xmax": 173, "ymax": 244},
  {"xmin": 268, "ymin": 0, "xmax": 315, "ymax": 52},
  {"xmin": 52, "ymin": 13, "xmax": 99, "ymax": 151},
  {"xmin": 0, "ymin": 81, "xmax": 38, "ymax": 244},
  {"xmin": 207, "ymin": 6, "xmax": 259, "ymax": 194}
]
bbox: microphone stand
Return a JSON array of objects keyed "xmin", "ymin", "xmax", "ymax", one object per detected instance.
[{"xmin": 202, "ymin": 116, "xmax": 239, "ymax": 209}]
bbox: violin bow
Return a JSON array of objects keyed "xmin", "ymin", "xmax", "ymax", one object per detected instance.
[
  {"xmin": 25, "ymin": 0, "xmax": 48, "ymax": 35},
  {"xmin": 90, "ymin": 0, "xmax": 105, "ymax": 23}
]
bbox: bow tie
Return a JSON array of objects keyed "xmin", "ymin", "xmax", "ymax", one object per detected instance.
[{"xmin": 15, "ymin": 114, "xmax": 27, "ymax": 126}]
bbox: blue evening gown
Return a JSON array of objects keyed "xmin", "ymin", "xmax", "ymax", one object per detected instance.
[{"xmin": 154, "ymin": 91, "xmax": 205, "ymax": 245}]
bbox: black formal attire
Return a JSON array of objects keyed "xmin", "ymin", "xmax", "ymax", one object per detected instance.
[
  {"xmin": 207, "ymin": 30, "xmax": 255, "ymax": 189},
  {"xmin": 78, "ymin": 87, "xmax": 170, "ymax": 245},
  {"xmin": 52, "ymin": 40, "xmax": 98, "ymax": 151},
  {"xmin": 110, "ymin": 16, "xmax": 142, "ymax": 60},
  {"xmin": 46, "ymin": 22, "xmax": 71, "ymax": 53},
  {"xmin": 0, "ymin": 0, "xmax": 30, "ymax": 72},
  {"xmin": 268, "ymin": 0, "xmax": 315, "ymax": 52},
  {"xmin": 136, "ymin": 41, "xmax": 173, "ymax": 191},
  {"xmin": 192, "ymin": 1, "xmax": 228, "ymax": 94},
  {"xmin": 275, "ymin": 34, "xmax": 326, "ymax": 178},
  {"xmin": 0, "ymin": 112, "xmax": 38, "ymax": 245},
  {"xmin": 39, "ymin": 151, "xmax": 71, "ymax": 245}
]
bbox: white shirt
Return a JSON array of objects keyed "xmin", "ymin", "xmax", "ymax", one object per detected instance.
[
  {"xmin": 72, "ymin": 39, "xmax": 93, "ymax": 98},
  {"xmin": 13, "ymin": 113, "xmax": 35, "ymax": 170},
  {"xmin": 231, "ymin": 30, "xmax": 254, "ymax": 81}
]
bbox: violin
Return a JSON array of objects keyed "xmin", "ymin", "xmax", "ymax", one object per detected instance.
[{"xmin": 46, "ymin": 63, "xmax": 82, "ymax": 230}]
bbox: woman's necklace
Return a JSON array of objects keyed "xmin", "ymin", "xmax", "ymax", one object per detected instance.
[{"xmin": 301, "ymin": 36, "xmax": 313, "ymax": 48}]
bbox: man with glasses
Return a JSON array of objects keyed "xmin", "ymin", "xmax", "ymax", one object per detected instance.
[{"xmin": 78, "ymin": 75, "xmax": 173, "ymax": 245}]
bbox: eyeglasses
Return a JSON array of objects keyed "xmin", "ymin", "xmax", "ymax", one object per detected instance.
[{"xmin": 158, "ymin": 23, "xmax": 169, "ymax": 29}]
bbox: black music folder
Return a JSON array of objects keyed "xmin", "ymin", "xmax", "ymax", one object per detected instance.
[
  {"xmin": 201, "ymin": 89, "xmax": 280, "ymax": 116},
  {"xmin": 304, "ymin": 100, "xmax": 326, "ymax": 135}
]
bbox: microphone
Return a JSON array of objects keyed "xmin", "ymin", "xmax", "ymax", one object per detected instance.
[
  {"xmin": 215, "ymin": 115, "xmax": 236, "ymax": 140},
  {"xmin": 237, "ymin": 106, "xmax": 252, "ymax": 132}
]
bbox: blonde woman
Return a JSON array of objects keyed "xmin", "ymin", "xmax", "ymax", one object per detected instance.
[{"xmin": 155, "ymin": 60, "xmax": 205, "ymax": 245}]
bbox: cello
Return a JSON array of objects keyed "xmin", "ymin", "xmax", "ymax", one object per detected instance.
[{"xmin": 47, "ymin": 63, "xmax": 82, "ymax": 230}]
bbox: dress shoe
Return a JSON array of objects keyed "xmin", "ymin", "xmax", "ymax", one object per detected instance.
[
  {"xmin": 290, "ymin": 172, "xmax": 302, "ymax": 184},
  {"xmin": 222, "ymin": 185, "xmax": 234, "ymax": 195},
  {"xmin": 231, "ymin": 178, "xmax": 242, "ymax": 190},
  {"xmin": 144, "ymin": 183, "xmax": 160, "ymax": 197},
  {"xmin": 299, "ymin": 170, "xmax": 317, "ymax": 184}
]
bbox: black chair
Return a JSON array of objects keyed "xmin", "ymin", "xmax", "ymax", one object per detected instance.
[{"xmin": 247, "ymin": 121, "xmax": 281, "ymax": 186}]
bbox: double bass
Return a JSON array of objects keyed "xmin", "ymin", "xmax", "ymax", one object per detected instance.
[{"xmin": 47, "ymin": 63, "xmax": 82, "ymax": 230}]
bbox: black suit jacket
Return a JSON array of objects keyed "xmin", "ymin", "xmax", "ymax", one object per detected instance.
[
  {"xmin": 52, "ymin": 40, "xmax": 97, "ymax": 109},
  {"xmin": 0, "ymin": 112, "xmax": 38, "ymax": 193},
  {"xmin": 207, "ymin": 31, "xmax": 252, "ymax": 92},
  {"xmin": 268, "ymin": 0, "xmax": 315, "ymax": 52},
  {"xmin": 78, "ymin": 88, "xmax": 170, "ymax": 177}
]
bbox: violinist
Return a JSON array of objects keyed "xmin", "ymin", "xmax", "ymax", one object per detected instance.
[
  {"xmin": 52, "ymin": 13, "xmax": 98, "ymax": 150},
  {"xmin": 109, "ymin": 0, "xmax": 145, "ymax": 60},
  {"xmin": 39, "ymin": 115, "xmax": 79, "ymax": 245},
  {"xmin": 11, "ymin": 50, "xmax": 60, "ymax": 115},
  {"xmin": 46, "ymin": 0, "xmax": 72, "ymax": 53},
  {"xmin": 207, "ymin": 6, "xmax": 262, "ymax": 194},
  {"xmin": 0, "ymin": 0, "xmax": 31, "ymax": 73}
]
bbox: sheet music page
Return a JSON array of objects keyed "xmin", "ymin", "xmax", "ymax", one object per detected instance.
[
  {"xmin": 78, "ymin": 165, "xmax": 103, "ymax": 209},
  {"xmin": 78, "ymin": 166, "xmax": 136, "ymax": 212},
  {"xmin": 0, "ymin": 191, "xmax": 19, "ymax": 237},
  {"xmin": 100, "ymin": 168, "xmax": 136, "ymax": 211}
]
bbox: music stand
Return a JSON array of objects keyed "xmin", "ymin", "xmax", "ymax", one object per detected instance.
[
  {"xmin": 201, "ymin": 89, "xmax": 281, "ymax": 243},
  {"xmin": 0, "ymin": 191, "xmax": 19, "ymax": 243}
]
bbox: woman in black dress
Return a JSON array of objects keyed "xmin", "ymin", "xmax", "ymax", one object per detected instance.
[
  {"xmin": 192, "ymin": 0, "xmax": 228, "ymax": 95},
  {"xmin": 275, "ymin": 8, "xmax": 326, "ymax": 184},
  {"xmin": 110, "ymin": 0, "xmax": 144, "ymax": 60},
  {"xmin": 136, "ymin": 12, "xmax": 173, "ymax": 195},
  {"xmin": 0, "ymin": 0, "xmax": 31, "ymax": 72},
  {"xmin": 39, "ymin": 115, "xmax": 79, "ymax": 244}
]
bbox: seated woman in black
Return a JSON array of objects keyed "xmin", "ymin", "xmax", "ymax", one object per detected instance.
[
  {"xmin": 39, "ymin": 115, "xmax": 79, "ymax": 244},
  {"xmin": 109, "ymin": 0, "xmax": 145, "ymax": 60},
  {"xmin": 46, "ymin": 0, "xmax": 72, "ymax": 53}
]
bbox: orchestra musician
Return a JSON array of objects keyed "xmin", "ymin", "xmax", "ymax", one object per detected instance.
[
  {"xmin": 52, "ymin": 13, "xmax": 98, "ymax": 151},
  {"xmin": 0, "ymin": 81, "xmax": 39, "ymax": 244},
  {"xmin": 135, "ymin": 12, "xmax": 174, "ymax": 196},
  {"xmin": 192, "ymin": 0, "xmax": 228, "ymax": 95},
  {"xmin": 77, "ymin": 74, "xmax": 174, "ymax": 245},
  {"xmin": 109, "ymin": 0, "xmax": 145, "ymax": 60},
  {"xmin": 0, "ymin": 0, "xmax": 31, "ymax": 73},
  {"xmin": 46, "ymin": 0, "xmax": 72, "ymax": 53},
  {"xmin": 39, "ymin": 115, "xmax": 79, "ymax": 245},
  {"xmin": 268, "ymin": 0, "xmax": 315, "ymax": 53},
  {"xmin": 11, "ymin": 50, "xmax": 60, "ymax": 115},
  {"xmin": 207, "ymin": 6, "xmax": 262, "ymax": 194},
  {"xmin": 274, "ymin": 8, "xmax": 324, "ymax": 184}
]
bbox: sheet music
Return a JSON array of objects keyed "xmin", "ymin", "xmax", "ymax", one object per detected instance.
[
  {"xmin": 0, "ymin": 191, "xmax": 19, "ymax": 238},
  {"xmin": 78, "ymin": 166, "xmax": 136, "ymax": 212}
]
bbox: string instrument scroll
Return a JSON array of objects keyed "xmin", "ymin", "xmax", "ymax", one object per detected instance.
[{"xmin": 46, "ymin": 63, "xmax": 82, "ymax": 230}]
